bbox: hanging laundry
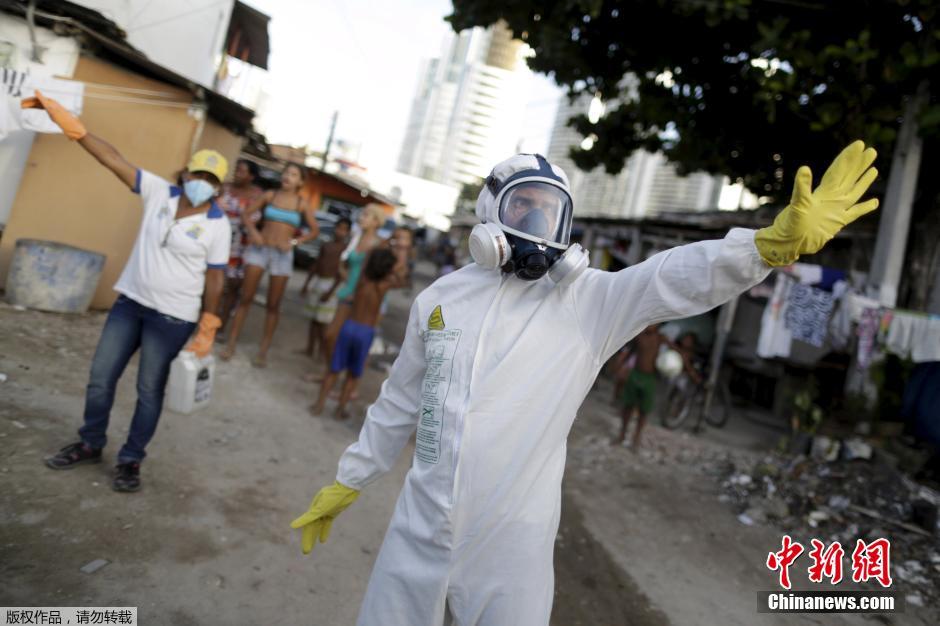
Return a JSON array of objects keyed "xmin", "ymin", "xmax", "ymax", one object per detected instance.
[
  {"xmin": 789, "ymin": 262, "xmax": 823, "ymax": 285},
  {"xmin": 818, "ymin": 268, "xmax": 847, "ymax": 291},
  {"xmin": 2, "ymin": 70, "xmax": 84, "ymax": 136},
  {"xmin": 757, "ymin": 273, "xmax": 795, "ymax": 358},
  {"xmin": 911, "ymin": 317, "xmax": 940, "ymax": 363},
  {"xmin": 856, "ymin": 307, "xmax": 881, "ymax": 369},
  {"xmin": 884, "ymin": 311, "xmax": 919, "ymax": 359},
  {"xmin": 20, "ymin": 76, "xmax": 84, "ymax": 135},
  {"xmin": 784, "ymin": 283, "xmax": 835, "ymax": 347},
  {"xmin": 828, "ymin": 296, "xmax": 853, "ymax": 351},
  {"xmin": 879, "ymin": 310, "xmax": 894, "ymax": 339},
  {"xmin": 828, "ymin": 288, "xmax": 881, "ymax": 352},
  {"xmin": 830, "ymin": 279, "xmax": 848, "ymax": 301},
  {"xmin": 748, "ymin": 280, "xmax": 775, "ymax": 299},
  {"xmin": 783, "ymin": 263, "xmax": 847, "ymax": 292},
  {"xmin": 845, "ymin": 293, "xmax": 880, "ymax": 323}
]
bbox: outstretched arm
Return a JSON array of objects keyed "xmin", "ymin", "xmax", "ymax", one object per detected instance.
[
  {"xmin": 575, "ymin": 229, "xmax": 771, "ymax": 364},
  {"xmin": 77, "ymin": 134, "xmax": 138, "ymax": 190},
  {"xmin": 574, "ymin": 141, "xmax": 878, "ymax": 364},
  {"xmin": 22, "ymin": 90, "xmax": 137, "ymax": 189}
]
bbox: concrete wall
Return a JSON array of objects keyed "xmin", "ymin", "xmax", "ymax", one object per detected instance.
[
  {"xmin": 197, "ymin": 119, "xmax": 245, "ymax": 172},
  {"xmin": 0, "ymin": 55, "xmax": 205, "ymax": 309}
]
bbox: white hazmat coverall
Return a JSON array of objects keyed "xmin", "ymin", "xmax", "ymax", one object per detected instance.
[{"xmin": 336, "ymin": 227, "xmax": 771, "ymax": 625}]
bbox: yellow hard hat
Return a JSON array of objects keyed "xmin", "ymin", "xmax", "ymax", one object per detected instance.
[{"xmin": 187, "ymin": 149, "xmax": 228, "ymax": 183}]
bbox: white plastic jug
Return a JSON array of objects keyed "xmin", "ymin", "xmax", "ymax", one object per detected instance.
[{"xmin": 165, "ymin": 351, "xmax": 215, "ymax": 414}]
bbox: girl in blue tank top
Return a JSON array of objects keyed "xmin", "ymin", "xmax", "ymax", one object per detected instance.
[{"xmin": 317, "ymin": 203, "xmax": 386, "ymax": 374}]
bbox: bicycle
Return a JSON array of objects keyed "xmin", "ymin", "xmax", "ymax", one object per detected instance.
[{"xmin": 660, "ymin": 365, "xmax": 731, "ymax": 430}]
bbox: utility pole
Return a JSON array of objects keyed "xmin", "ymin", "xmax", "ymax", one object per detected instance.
[
  {"xmin": 867, "ymin": 83, "xmax": 928, "ymax": 308},
  {"xmin": 702, "ymin": 295, "xmax": 738, "ymax": 424},
  {"xmin": 321, "ymin": 110, "xmax": 338, "ymax": 171}
]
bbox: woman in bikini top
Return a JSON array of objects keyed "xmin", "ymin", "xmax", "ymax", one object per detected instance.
[{"xmin": 222, "ymin": 163, "xmax": 318, "ymax": 366}]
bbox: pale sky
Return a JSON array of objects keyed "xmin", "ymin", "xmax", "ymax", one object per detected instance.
[{"xmin": 244, "ymin": 0, "xmax": 562, "ymax": 175}]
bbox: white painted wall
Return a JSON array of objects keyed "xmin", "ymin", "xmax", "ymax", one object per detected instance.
[{"xmin": 73, "ymin": 0, "xmax": 234, "ymax": 87}]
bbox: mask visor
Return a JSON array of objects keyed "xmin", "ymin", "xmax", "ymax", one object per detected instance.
[{"xmin": 497, "ymin": 181, "xmax": 572, "ymax": 246}]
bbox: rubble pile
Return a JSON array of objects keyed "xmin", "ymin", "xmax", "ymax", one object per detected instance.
[{"xmin": 721, "ymin": 451, "xmax": 940, "ymax": 606}]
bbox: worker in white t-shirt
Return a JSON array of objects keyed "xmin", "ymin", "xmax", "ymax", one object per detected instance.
[{"xmin": 22, "ymin": 91, "xmax": 230, "ymax": 493}]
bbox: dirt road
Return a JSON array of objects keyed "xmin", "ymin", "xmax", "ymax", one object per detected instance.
[{"xmin": 1, "ymin": 266, "xmax": 934, "ymax": 625}]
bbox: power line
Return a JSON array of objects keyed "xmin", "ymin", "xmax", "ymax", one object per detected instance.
[
  {"xmin": 126, "ymin": 0, "xmax": 231, "ymax": 33},
  {"xmin": 126, "ymin": 0, "xmax": 157, "ymax": 29}
]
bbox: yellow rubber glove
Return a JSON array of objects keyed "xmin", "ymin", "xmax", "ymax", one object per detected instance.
[
  {"xmin": 20, "ymin": 90, "xmax": 87, "ymax": 140},
  {"xmin": 183, "ymin": 312, "xmax": 222, "ymax": 359},
  {"xmin": 290, "ymin": 481, "xmax": 360, "ymax": 554},
  {"xmin": 755, "ymin": 141, "xmax": 879, "ymax": 267}
]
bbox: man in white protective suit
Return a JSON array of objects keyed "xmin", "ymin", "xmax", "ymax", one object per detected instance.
[{"xmin": 292, "ymin": 143, "xmax": 879, "ymax": 625}]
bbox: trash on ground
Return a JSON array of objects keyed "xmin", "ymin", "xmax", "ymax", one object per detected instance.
[{"xmin": 80, "ymin": 559, "xmax": 110, "ymax": 574}]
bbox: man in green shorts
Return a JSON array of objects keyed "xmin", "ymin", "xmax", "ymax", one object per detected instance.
[{"xmin": 617, "ymin": 324, "xmax": 669, "ymax": 449}]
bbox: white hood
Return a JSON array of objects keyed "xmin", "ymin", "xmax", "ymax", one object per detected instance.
[{"xmin": 475, "ymin": 153, "xmax": 571, "ymax": 223}]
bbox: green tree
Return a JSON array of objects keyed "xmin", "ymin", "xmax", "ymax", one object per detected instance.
[
  {"xmin": 456, "ymin": 179, "xmax": 484, "ymax": 214},
  {"xmin": 448, "ymin": 1, "xmax": 939, "ymax": 202}
]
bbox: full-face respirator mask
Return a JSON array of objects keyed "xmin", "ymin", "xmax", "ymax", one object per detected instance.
[{"xmin": 469, "ymin": 154, "xmax": 588, "ymax": 285}]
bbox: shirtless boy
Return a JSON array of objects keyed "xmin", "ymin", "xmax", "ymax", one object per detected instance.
[
  {"xmin": 617, "ymin": 324, "xmax": 671, "ymax": 449},
  {"xmin": 301, "ymin": 217, "xmax": 352, "ymax": 358},
  {"xmin": 311, "ymin": 248, "xmax": 397, "ymax": 419}
]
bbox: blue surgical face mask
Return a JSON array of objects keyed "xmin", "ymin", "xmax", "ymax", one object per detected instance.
[{"xmin": 183, "ymin": 179, "xmax": 216, "ymax": 206}]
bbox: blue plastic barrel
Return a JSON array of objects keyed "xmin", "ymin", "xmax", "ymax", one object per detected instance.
[{"xmin": 6, "ymin": 239, "xmax": 106, "ymax": 313}]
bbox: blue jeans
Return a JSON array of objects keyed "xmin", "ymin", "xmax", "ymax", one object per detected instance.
[{"xmin": 79, "ymin": 295, "xmax": 196, "ymax": 463}]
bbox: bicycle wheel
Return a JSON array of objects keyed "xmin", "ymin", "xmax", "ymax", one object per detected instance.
[
  {"xmin": 660, "ymin": 379, "xmax": 695, "ymax": 429},
  {"xmin": 704, "ymin": 381, "xmax": 731, "ymax": 427}
]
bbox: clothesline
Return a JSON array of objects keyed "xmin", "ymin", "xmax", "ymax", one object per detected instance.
[
  {"xmin": 11, "ymin": 86, "xmax": 192, "ymax": 108},
  {"xmin": 6, "ymin": 71, "xmax": 197, "ymax": 105},
  {"xmin": 884, "ymin": 307, "xmax": 938, "ymax": 320},
  {"xmin": 83, "ymin": 92, "xmax": 191, "ymax": 108},
  {"xmin": 81, "ymin": 80, "xmax": 184, "ymax": 99},
  {"xmin": 755, "ymin": 263, "xmax": 940, "ymax": 368},
  {"xmin": 3, "ymin": 71, "xmax": 196, "ymax": 142}
]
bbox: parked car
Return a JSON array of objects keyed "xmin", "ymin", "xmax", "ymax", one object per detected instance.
[{"xmin": 294, "ymin": 211, "xmax": 340, "ymax": 269}]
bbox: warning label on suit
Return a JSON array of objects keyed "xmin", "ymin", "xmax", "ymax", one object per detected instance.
[{"xmin": 415, "ymin": 329, "xmax": 461, "ymax": 464}]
